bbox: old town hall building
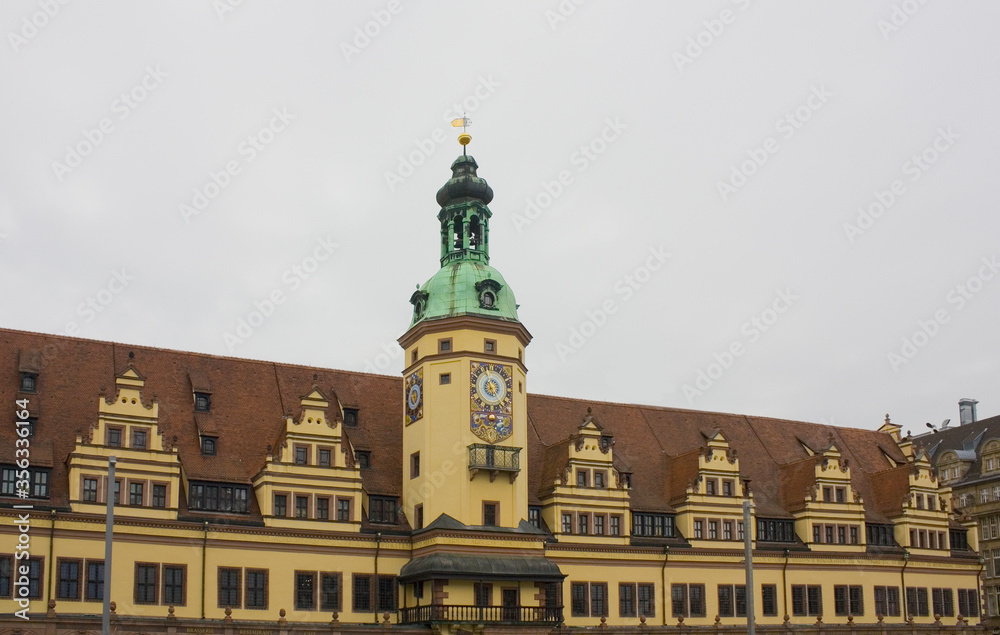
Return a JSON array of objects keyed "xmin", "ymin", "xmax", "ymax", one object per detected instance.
[{"xmin": 0, "ymin": 138, "xmax": 987, "ymax": 634}]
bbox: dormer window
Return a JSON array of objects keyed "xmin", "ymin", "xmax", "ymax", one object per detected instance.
[
  {"xmin": 600, "ymin": 436, "xmax": 612, "ymax": 450},
  {"xmin": 343, "ymin": 408, "xmax": 359, "ymax": 427},
  {"xmin": 201, "ymin": 436, "xmax": 217, "ymax": 456},
  {"xmin": 20, "ymin": 372, "xmax": 37, "ymax": 393},
  {"xmin": 356, "ymin": 450, "xmax": 370, "ymax": 469},
  {"xmin": 194, "ymin": 392, "xmax": 211, "ymax": 412},
  {"xmin": 475, "ymin": 279, "xmax": 503, "ymax": 310}
]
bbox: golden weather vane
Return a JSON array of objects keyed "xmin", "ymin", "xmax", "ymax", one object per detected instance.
[{"xmin": 451, "ymin": 115, "xmax": 472, "ymax": 152}]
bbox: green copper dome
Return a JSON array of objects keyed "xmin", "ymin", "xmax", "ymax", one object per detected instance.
[{"xmin": 408, "ymin": 152, "xmax": 520, "ymax": 328}]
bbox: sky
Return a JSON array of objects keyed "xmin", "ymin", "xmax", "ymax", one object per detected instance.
[{"xmin": 1, "ymin": 1, "xmax": 997, "ymax": 435}]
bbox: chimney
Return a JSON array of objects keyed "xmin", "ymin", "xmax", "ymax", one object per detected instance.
[{"xmin": 959, "ymin": 398, "xmax": 979, "ymax": 425}]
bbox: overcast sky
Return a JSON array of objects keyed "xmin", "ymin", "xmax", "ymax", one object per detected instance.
[{"xmin": 1, "ymin": 1, "xmax": 997, "ymax": 435}]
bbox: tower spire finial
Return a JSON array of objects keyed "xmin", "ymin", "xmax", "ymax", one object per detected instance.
[{"xmin": 451, "ymin": 115, "xmax": 472, "ymax": 155}]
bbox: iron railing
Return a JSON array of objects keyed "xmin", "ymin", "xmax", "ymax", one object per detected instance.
[
  {"xmin": 468, "ymin": 443, "xmax": 520, "ymax": 471},
  {"xmin": 399, "ymin": 603, "xmax": 562, "ymax": 624}
]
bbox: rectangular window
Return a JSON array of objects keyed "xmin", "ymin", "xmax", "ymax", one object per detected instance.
[
  {"xmin": 595, "ymin": 515, "xmax": 605, "ymax": 535},
  {"xmin": 529, "ymin": 506, "xmax": 541, "ymax": 530},
  {"xmin": 959, "ymin": 589, "xmax": 979, "ymax": 618},
  {"xmin": 638, "ymin": 583, "xmax": 655, "ymax": 618},
  {"xmin": 591, "ymin": 582, "xmax": 608, "ymax": 617},
  {"xmin": 274, "ymin": 494, "xmax": 287, "ymax": 517},
  {"xmin": 792, "ymin": 585, "xmax": 823, "ymax": 616},
  {"xmin": 316, "ymin": 497, "xmax": 329, "ymax": 520},
  {"xmin": 246, "ymin": 569, "xmax": 268, "ymax": 609},
  {"xmin": 413, "ymin": 581, "xmax": 424, "ymax": 600},
  {"xmin": 672, "ymin": 584, "xmax": 705, "ymax": 617},
  {"xmin": 107, "ymin": 427, "xmax": 122, "ymax": 447},
  {"xmin": 438, "ymin": 338, "xmax": 451, "ymax": 353},
  {"xmin": 343, "ymin": 408, "xmax": 358, "ymax": 427},
  {"xmin": 83, "ymin": 478, "xmax": 98, "ymax": 502},
  {"xmin": 838, "ymin": 526, "xmax": 846, "ymax": 544},
  {"xmin": 718, "ymin": 585, "xmax": 747, "ymax": 617},
  {"xmin": 823, "ymin": 486, "xmax": 833, "ymax": 502},
  {"xmin": 319, "ymin": 449, "xmax": 331, "ymax": 466},
  {"xmin": 610, "ymin": 516, "xmax": 621, "ymax": 536},
  {"xmin": 709, "ymin": 520, "xmax": 719, "ymax": 540},
  {"xmin": 484, "ymin": 502, "xmax": 498, "ymax": 526},
  {"xmin": 86, "ymin": 560, "xmax": 104, "ymax": 601},
  {"xmin": 415, "ymin": 504, "xmax": 424, "ymax": 529},
  {"xmin": 294, "ymin": 446, "xmax": 308, "ymax": 465},
  {"xmin": 475, "ymin": 582, "xmax": 492, "ymax": 607},
  {"xmin": 578, "ymin": 514, "xmax": 589, "ymax": 535},
  {"xmin": 353, "ymin": 574, "xmax": 371, "ymax": 612},
  {"xmin": 135, "ymin": 563, "xmax": 158, "ymax": 605},
  {"xmin": 411, "ymin": 452, "xmax": 420, "ymax": 478},
  {"xmin": 723, "ymin": 480, "xmax": 733, "ymax": 496},
  {"xmin": 129, "ymin": 482, "xmax": 144, "ymax": 506},
  {"xmin": 132, "ymin": 428, "xmax": 147, "ymax": 450},
  {"xmin": 296, "ymin": 495, "xmax": 309, "ymax": 519},
  {"xmin": 218, "ymin": 567, "xmax": 241, "ymax": 608},
  {"xmin": 706, "ymin": 479, "xmax": 716, "ymax": 495},
  {"xmin": 194, "ymin": 392, "xmax": 211, "ymax": 412},
  {"xmin": 296, "ymin": 572, "xmax": 316, "ymax": 610},
  {"xmin": 57, "ymin": 559, "xmax": 81, "ymax": 600},
  {"xmin": 835, "ymin": 585, "xmax": 864, "ymax": 616},
  {"xmin": 163, "ymin": 565, "xmax": 185, "ymax": 606},
  {"xmin": 694, "ymin": 520, "xmax": 704, "ymax": 539},
  {"xmin": 724, "ymin": 521, "xmax": 733, "ymax": 540},
  {"xmin": 377, "ymin": 575, "xmax": 397, "ymax": 611},
  {"xmin": 577, "ymin": 470, "xmax": 588, "ymax": 487},
  {"xmin": 440, "ymin": 373, "xmax": 451, "ymax": 385},
  {"xmin": 562, "ymin": 513, "xmax": 573, "ymax": 533},
  {"xmin": 762, "ymin": 584, "xmax": 778, "ymax": 617},
  {"xmin": 572, "ymin": 582, "xmax": 589, "ymax": 616},
  {"xmin": 850, "ymin": 526, "xmax": 859, "ymax": 545},
  {"xmin": 321, "ymin": 573, "xmax": 341, "ymax": 611},
  {"xmin": 932, "ymin": 588, "xmax": 954, "ymax": 617},
  {"xmin": 485, "ymin": 339, "xmax": 496, "ymax": 352},
  {"xmin": 188, "ymin": 482, "xmax": 249, "ymax": 513},
  {"xmin": 906, "ymin": 587, "xmax": 929, "ymax": 617},
  {"xmin": 152, "ymin": 484, "xmax": 166, "ymax": 508},
  {"xmin": 836, "ymin": 487, "xmax": 846, "ymax": 503},
  {"xmin": 594, "ymin": 472, "xmax": 605, "ymax": 488},
  {"xmin": 620, "ymin": 583, "xmax": 636, "ymax": 617},
  {"xmin": 825, "ymin": 525, "xmax": 834, "ymax": 544},
  {"xmin": 337, "ymin": 498, "xmax": 351, "ymax": 521},
  {"xmin": 875, "ymin": 586, "xmax": 901, "ymax": 617},
  {"xmin": 369, "ymin": 496, "xmax": 398, "ymax": 524}
]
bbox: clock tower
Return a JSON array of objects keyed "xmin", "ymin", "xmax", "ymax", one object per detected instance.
[{"xmin": 398, "ymin": 138, "xmax": 531, "ymax": 531}]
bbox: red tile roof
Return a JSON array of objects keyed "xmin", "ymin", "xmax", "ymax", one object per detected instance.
[{"xmin": 1, "ymin": 327, "xmax": 914, "ymax": 526}]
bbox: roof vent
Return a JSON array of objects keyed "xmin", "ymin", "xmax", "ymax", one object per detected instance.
[{"xmin": 959, "ymin": 398, "xmax": 978, "ymax": 425}]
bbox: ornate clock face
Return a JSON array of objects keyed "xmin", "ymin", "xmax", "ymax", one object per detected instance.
[
  {"xmin": 404, "ymin": 369, "xmax": 423, "ymax": 424},
  {"xmin": 470, "ymin": 362, "xmax": 513, "ymax": 443}
]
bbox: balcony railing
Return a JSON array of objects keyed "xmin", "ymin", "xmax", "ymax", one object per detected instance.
[
  {"xmin": 399, "ymin": 604, "xmax": 562, "ymax": 624},
  {"xmin": 469, "ymin": 444, "xmax": 520, "ymax": 482}
]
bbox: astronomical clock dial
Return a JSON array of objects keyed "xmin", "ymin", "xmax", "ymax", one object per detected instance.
[
  {"xmin": 470, "ymin": 362, "xmax": 513, "ymax": 443},
  {"xmin": 404, "ymin": 369, "xmax": 423, "ymax": 424}
]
